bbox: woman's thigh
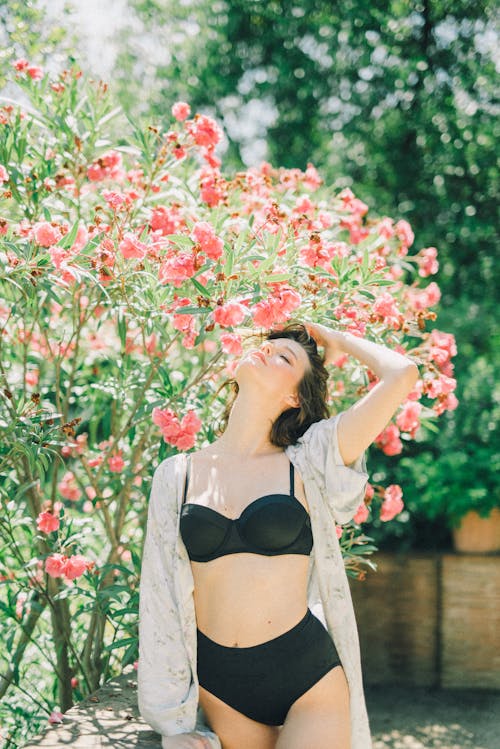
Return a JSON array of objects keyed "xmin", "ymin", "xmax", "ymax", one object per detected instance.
[
  {"xmin": 275, "ymin": 664, "xmax": 350, "ymax": 749},
  {"xmin": 198, "ymin": 685, "xmax": 280, "ymax": 749}
]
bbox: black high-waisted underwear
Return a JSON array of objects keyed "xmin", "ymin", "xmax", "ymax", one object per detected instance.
[{"xmin": 196, "ymin": 607, "xmax": 342, "ymax": 726}]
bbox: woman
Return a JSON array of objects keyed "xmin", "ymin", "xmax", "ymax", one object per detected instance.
[{"xmin": 138, "ymin": 320, "xmax": 419, "ymax": 749}]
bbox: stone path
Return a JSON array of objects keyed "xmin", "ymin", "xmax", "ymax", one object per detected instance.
[{"xmin": 21, "ymin": 666, "xmax": 500, "ymax": 748}]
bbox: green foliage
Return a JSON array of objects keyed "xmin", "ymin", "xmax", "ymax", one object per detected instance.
[{"xmin": 115, "ymin": 0, "xmax": 499, "ymax": 548}]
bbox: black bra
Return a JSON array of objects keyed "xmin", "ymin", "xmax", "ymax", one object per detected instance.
[{"xmin": 179, "ymin": 454, "xmax": 313, "ymax": 562}]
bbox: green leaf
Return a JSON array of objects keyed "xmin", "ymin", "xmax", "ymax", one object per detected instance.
[
  {"xmin": 191, "ymin": 277, "xmax": 212, "ymax": 298},
  {"xmin": 57, "ymin": 220, "xmax": 80, "ymax": 250}
]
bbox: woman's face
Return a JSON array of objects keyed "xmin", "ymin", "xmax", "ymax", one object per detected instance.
[{"xmin": 235, "ymin": 337, "xmax": 311, "ymax": 408}]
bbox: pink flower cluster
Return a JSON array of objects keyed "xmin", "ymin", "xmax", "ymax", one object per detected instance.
[
  {"xmin": 150, "ymin": 205, "xmax": 187, "ymax": 235},
  {"xmin": 12, "ymin": 58, "xmax": 43, "ymax": 80},
  {"xmin": 213, "ymin": 301, "xmax": 248, "ymax": 328},
  {"xmin": 417, "ymin": 247, "xmax": 439, "ymax": 277},
  {"xmin": 191, "ymin": 221, "xmax": 224, "ymax": 260},
  {"xmin": 299, "ymin": 237, "xmax": 348, "ymax": 270},
  {"xmin": 152, "ymin": 406, "xmax": 202, "ymax": 451},
  {"xmin": 251, "ymin": 288, "xmax": 301, "ymax": 328},
  {"xmin": 57, "ymin": 471, "xmax": 82, "ymax": 502},
  {"xmin": 87, "ymin": 150, "xmax": 125, "ymax": 182},
  {"xmin": 119, "ymin": 232, "xmax": 149, "ymax": 259},
  {"xmin": 376, "ymin": 423, "xmax": 403, "ymax": 456},
  {"xmin": 159, "ymin": 252, "xmax": 196, "ymax": 287},
  {"xmin": 185, "ymin": 114, "xmax": 223, "ymax": 148},
  {"xmin": 220, "ymin": 332, "xmax": 243, "ymax": 355},
  {"xmin": 37, "ymin": 511, "xmax": 60, "ymax": 534},
  {"xmin": 380, "ymin": 485, "xmax": 404, "ymax": 522},
  {"xmin": 32, "ymin": 221, "xmax": 63, "ymax": 247},
  {"xmin": 45, "ymin": 553, "xmax": 92, "ymax": 580}
]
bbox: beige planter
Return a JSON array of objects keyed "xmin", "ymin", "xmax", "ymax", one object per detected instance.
[{"xmin": 452, "ymin": 507, "xmax": 500, "ymax": 553}]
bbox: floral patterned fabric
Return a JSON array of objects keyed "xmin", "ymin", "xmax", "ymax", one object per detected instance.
[{"xmin": 138, "ymin": 410, "xmax": 372, "ymax": 748}]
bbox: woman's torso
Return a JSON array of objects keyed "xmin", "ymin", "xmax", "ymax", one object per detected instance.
[{"xmin": 179, "ymin": 445, "xmax": 313, "ymax": 647}]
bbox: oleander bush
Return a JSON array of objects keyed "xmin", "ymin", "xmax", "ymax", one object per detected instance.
[{"xmin": 0, "ymin": 60, "xmax": 457, "ymax": 745}]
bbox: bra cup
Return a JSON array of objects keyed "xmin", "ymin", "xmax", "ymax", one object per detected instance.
[
  {"xmin": 240, "ymin": 503, "xmax": 307, "ymax": 550},
  {"xmin": 179, "ymin": 509, "xmax": 228, "ymax": 557}
]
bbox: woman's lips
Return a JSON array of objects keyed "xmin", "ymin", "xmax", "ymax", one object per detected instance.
[{"xmin": 251, "ymin": 351, "xmax": 266, "ymax": 365}]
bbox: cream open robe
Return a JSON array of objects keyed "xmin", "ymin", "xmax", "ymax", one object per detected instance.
[{"xmin": 138, "ymin": 410, "xmax": 373, "ymax": 748}]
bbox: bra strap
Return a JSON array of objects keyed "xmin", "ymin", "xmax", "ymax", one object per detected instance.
[
  {"xmin": 182, "ymin": 454, "xmax": 191, "ymax": 505},
  {"xmin": 289, "ymin": 460, "xmax": 294, "ymax": 496}
]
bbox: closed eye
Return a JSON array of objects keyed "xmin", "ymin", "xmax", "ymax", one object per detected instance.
[{"xmin": 280, "ymin": 354, "xmax": 291, "ymax": 363}]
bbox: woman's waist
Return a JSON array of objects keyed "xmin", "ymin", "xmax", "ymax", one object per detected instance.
[{"xmin": 193, "ymin": 589, "xmax": 309, "ymax": 648}]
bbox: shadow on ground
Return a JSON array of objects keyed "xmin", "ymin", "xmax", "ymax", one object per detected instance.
[{"xmin": 366, "ymin": 684, "xmax": 500, "ymax": 749}]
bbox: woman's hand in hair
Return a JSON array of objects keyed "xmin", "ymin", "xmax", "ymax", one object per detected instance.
[{"xmin": 303, "ymin": 321, "xmax": 346, "ymax": 366}]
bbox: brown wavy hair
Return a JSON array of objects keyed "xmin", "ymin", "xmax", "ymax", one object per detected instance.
[{"xmin": 214, "ymin": 321, "xmax": 331, "ymax": 447}]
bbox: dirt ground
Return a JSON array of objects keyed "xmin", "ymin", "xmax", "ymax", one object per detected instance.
[{"xmin": 365, "ymin": 684, "xmax": 500, "ymax": 749}]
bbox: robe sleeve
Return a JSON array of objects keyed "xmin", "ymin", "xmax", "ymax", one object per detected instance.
[
  {"xmin": 297, "ymin": 411, "xmax": 369, "ymax": 525},
  {"xmin": 137, "ymin": 457, "xmax": 193, "ymax": 741}
]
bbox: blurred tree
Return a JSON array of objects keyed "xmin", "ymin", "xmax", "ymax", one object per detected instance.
[
  {"xmin": 0, "ymin": 0, "xmax": 74, "ymax": 89},
  {"xmin": 114, "ymin": 0, "xmax": 499, "ymax": 549}
]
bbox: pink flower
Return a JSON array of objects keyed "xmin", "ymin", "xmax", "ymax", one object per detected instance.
[
  {"xmin": 37, "ymin": 511, "xmax": 60, "ymax": 534},
  {"xmin": 172, "ymin": 101, "xmax": 191, "ymax": 121},
  {"xmin": 108, "ymin": 453, "xmax": 125, "ymax": 472},
  {"xmin": 406, "ymin": 281, "xmax": 441, "ymax": 311},
  {"xmin": 220, "ymin": 333, "xmax": 243, "ymax": 355},
  {"xmin": 353, "ymin": 502, "xmax": 370, "ymax": 525},
  {"xmin": 380, "ymin": 485, "xmax": 404, "ymax": 522},
  {"xmin": 57, "ymin": 472, "xmax": 82, "ymax": 502},
  {"xmin": 303, "ymin": 163, "xmax": 322, "ymax": 191},
  {"xmin": 294, "ymin": 195, "xmax": 315, "ymax": 214},
  {"xmin": 372, "ymin": 291, "xmax": 403, "ymax": 329},
  {"xmin": 251, "ymin": 299, "xmax": 277, "ymax": 328},
  {"xmin": 428, "ymin": 329, "xmax": 457, "ymax": 368},
  {"xmin": 377, "ymin": 217, "xmax": 395, "ymax": 240},
  {"xmin": 33, "ymin": 221, "xmax": 62, "ymax": 247},
  {"xmin": 423, "ymin": 373, "xmax": 456, "ymax": 398},
  {"xmin": 63, "ymin": 554, "xmax": 90, "ymax": 580},
  {"xmin": 48, "ymin": 711, "xmax": 64, "ymax": 725},
  {"xmin": 27, "ymin": 65, "xmax": 44, "ymax": 81},
  {"xmin": 103, "ymin": 190, "xmax": 126, "ymax": 211},
  {"xmin": 45, "ymin": 553, "xmax": 67, "ymax": 579},
  {"xmin": 119, "ymin": 232, "xmax": 148, "ymax": 259},
  {"xmin": 417, "ymin": 247, "xmax": 439, "ymax": 277},
  {"xmin": 87, "ymin": 150, "xmax": 124, "ymax": 182},
  {"xmin": 181, "ymin": 410, "xmax": 202, "ymax": 433},
  {"xmin": 191, "ymin": 221, "xmax": 224, "ymax": 260},
  {"xmin": 0, "ymin": 165, "xmax": 9, "ymax": 183},
  {"xmin": 250, "ymin": 290, "xmax": 301, "ymax": 329},
  {"xmin": 395, "ymin": 219, "xmax": 414, "ymax": 248},
  {"xmin": 13, "ymin": 58, "xmax": 29, "ymax": 72},
  {"xmin": 173, "ymin": 310, "xmax": 194, "ymax": 332},
  {"xmin": 186, "ymin": 114, "xmax": 223, "ymax": 147},
  {"xmin": 277, "ymin": 288, "xmax": 301, "ymax": 314},
  {"xmin": 375, "ymin": 423, "xmax": 403, "ymax": 456},
  {"xmin": 159, "ymin": 253, "xmax": 196, "ymax": 287},
  {"xmin": 395, "ymin": 401, "xmax": 422, "ymax": 437},
  {"xmin": 152, "ymin": 407, "xmax": 202, "ymax": 450},
  {"xmin": 199, "ymin": 167, "xmax": 227, "ymax": 207},
  {"xmin": 213, "ymin": 301, "xmax": 247, "ymax": 328},
  {"xmin": 150, "ymin": 205, "xmax": 186, "ymax": 235}
]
